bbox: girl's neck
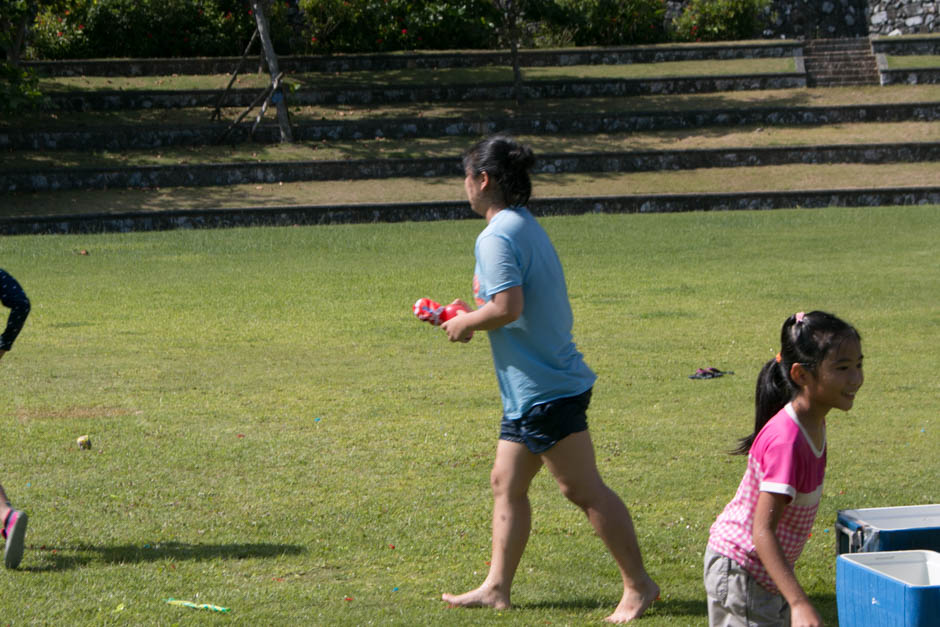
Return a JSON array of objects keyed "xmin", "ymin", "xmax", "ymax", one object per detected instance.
[{"xmin": 790, "ymin": 395, "xmax": 827, "ymax": 449}]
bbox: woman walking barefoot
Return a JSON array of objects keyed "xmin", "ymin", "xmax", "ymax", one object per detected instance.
[{"xmin": 437, "ymin": 136, "xmax": 659, "ymax": 623}]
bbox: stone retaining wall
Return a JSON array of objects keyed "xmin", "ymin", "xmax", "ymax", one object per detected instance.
[
  {"xmin": 5, "ymin": 102, "xmax": 937, "ymax": 152},
  {"xmin": 878, "ymin": 65, "xmax": 940, "ymax": 84},
  {"xmin": 4, "ymin": 143, "xmax": 937, "ymax": 193},
  {"xmin": 868, "ymin": 1, "xmax": 938, "ymax": 35},
  {"xmin": 4, "ymin": 187, "xmax": 937, "ymax": 236},
  {"xmin": 765, "ymin": 0, "xmax": 873, "ymax": 38},
  {"xmin": 872, "ymin": 35, "xmax": 940, "ymax": 54}
]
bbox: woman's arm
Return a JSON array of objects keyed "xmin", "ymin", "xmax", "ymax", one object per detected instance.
[
  {"xmin": 752, "ymin": 491, "xmax": 823, "ymax": 626},
  {"xmin": 441, "ymin": 286, "xmax": 523, "ymax": 342}
]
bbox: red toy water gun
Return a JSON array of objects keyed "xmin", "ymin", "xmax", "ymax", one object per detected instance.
[{"xmin": 413, "ymin": 298, "xmax": 468, "ymax": 326}]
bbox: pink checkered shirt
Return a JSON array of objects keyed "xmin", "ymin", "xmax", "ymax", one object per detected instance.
[{"xmin": 707, "ymin": 403, "xmax": 826, "ymax": 593}]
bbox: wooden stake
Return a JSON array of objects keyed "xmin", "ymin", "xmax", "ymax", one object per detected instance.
[
  {"xmin": 211, "ymin": 29, "xmax": 259, "ymax": 122},
  {"xmin": 216, "ymin": 72, "xmax": 281, "ymax": 144}
]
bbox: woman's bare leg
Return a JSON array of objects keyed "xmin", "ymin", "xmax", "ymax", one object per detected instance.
[
  {"xmin": 542, "ymin": 430, "xmax": 659, "ymax": 623},
  {"xmin": 442, "ymin": 439, "xmax": 542, "ymax": 609}
]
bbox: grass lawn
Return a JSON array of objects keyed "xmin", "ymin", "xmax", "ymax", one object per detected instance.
[
  {"xmin": 0, "ymin": 206, "xmax": 937, "ymax": 624},
  {"xmin": 886, "ymin": 55, "xmax": 940, "ymax": 69}
]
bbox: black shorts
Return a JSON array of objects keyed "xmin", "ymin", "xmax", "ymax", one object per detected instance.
[{"xmin": 499, "ymin": 388, "xmax": 591, "ymax": 454}]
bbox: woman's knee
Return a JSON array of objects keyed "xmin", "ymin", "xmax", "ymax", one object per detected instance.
[
  {"xmin": 557, "ymin": 478, "xmax": 606, "ymax": 509},
  {"xmin": 490, "ymin": 470, "xmax": 513, "ymax": 498},
  {"xmin": 490, "ymin": 467, "xmax": 531, "ymax": 500}
]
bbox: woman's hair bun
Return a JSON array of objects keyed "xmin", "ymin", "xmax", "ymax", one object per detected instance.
[{"xmin": 507, "ymin": 144, "xmax": 535, "ymax": 171}]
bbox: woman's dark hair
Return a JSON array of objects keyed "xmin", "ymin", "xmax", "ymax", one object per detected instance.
[
  {"xmin": 732, "ymin": 310, "xmax": 861, "ymax": 455},
  {"xmin": 462, "ymin": 134, "xmax": 536, "ymax": 208}
]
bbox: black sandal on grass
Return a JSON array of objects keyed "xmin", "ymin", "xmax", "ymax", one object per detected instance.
[{"xmin": 688, "ymin": 367, "xmax": 734, "ymax": 379}]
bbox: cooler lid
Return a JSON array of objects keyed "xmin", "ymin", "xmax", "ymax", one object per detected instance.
[{"xmin": 837, "ymin": 504, "xmax": 940, "ymax": 531}]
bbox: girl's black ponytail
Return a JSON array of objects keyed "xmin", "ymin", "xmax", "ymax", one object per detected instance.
[
  {"xmin": 732, "ymin": 357, "xmax": 792, "ymax": 454},
  {"xmin": 732, "ymin": 311, "xmax": 860, "ymax": 455}
]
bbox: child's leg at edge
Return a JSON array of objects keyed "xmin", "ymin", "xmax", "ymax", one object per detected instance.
[
  {"xmin": 542, "ymin": 430, "xmax": 660, "ymax": 623},
  {"xmin": 442, "ymin": 440, "xmax": 543, "ymax": 609},
  {"xmin": 0, "ymin": 483, "xmax": 11, "ymax": 523}
]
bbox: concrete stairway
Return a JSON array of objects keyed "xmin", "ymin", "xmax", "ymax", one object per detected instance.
[{"xmin": 804, "ymin": 38, "xmax": 880, "ymax": 87}]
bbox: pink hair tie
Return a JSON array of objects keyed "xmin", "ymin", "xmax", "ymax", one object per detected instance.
[{"xmin": 795, "ymin": 311, "xmax": 805, "ymax": 324}]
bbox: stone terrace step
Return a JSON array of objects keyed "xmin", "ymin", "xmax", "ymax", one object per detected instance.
[
  {"xmin": 24, "ymin": 42, "xmax": 803, "ymax": 77},
  {"xmin": 5, "ymin": 102, "xmax": 938, "ymax": 152},
  {"xmin": 872, "ymin": 36, "xmax": 940, "ymax": 56},
  {"xmin": 45, "ymin": 73, "xmax": 806, "ymax": 112},
  {"xmin": 880, "ymin": 67, "xmax": 940, "ymax": 85},
  {"xmin": 22, "ymin": 36, "xmax": 931, "ymax": 80},
  {"xmin": 4, "ymin": 187, "xmax": 938, "ymax": 236},
  {"xmin": 6, "ymin": 143, "xmax": 937, "ymax": 193},
  {"xmin": 5, "ymin": 143, "xmax": 938, "ymax": 193}
]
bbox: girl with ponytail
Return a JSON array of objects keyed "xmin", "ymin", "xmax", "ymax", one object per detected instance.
[{"xmin": 705, "ymin": 311, "xmax": 863, "ymax": 626}]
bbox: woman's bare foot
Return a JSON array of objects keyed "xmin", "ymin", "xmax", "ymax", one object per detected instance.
[
  {"xmin": 442, "ymin": 584, "xmax": 510, "ymax": 610},
  {"xmin": 604, "ymin": 576, "xmax": 660, "ymax": 623}
]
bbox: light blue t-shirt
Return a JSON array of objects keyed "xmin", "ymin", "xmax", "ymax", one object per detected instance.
[{"xmin": 472, "ymin": 207, "xmax": 596, "ymax": 420}]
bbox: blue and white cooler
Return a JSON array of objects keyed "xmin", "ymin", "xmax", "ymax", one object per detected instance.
[
  {"xmin": 836, "ymin": 550, "xmax": 940, "ymax": 627},
  {"xmin": 836, "ymin": 505, "xmax": 940, "ymax": 555},
  {"xmin": 836, "ymin": 505, "xmax": 940, "ymax": 625}
]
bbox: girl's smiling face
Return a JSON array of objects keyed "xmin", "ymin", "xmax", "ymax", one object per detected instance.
[{"xmin": 805, "ymin": 335, "xmax": 864, "ymax": 412}]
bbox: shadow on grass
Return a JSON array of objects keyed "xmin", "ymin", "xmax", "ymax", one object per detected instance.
[
  {"xmin": 812, "ymin": 593, "xmax": 838, "ymax": 624},
  {"xmin": 518, "ymin": 593, "xmax": 835, "ymax": 621},
  {"xmin": 516, "ymin": 596, "xmax": 708, "ymax": 618},
  {"xmin": 23, "ymin": 541, "xmax": 306, "ymax": 573}
]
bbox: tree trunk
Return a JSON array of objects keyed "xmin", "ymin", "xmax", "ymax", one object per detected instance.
[
  {"xmin": 250, "ymin": 0, "xmax": 293, "ymax": 142},
  {"xmin": 510, "ymin": 31, "xmax": 523, "ymax": 106},
  {"xmin": 498, "ymin": 0, "xmax": 525, "ymax": 106},
  {"xmin": 5, "ymin": 1, "xmax": 38, "ymax": 66}
]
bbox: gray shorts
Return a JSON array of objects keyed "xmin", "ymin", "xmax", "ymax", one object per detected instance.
[{"xmin": 703, "ymin": 547, "xmax": 791, "ymax": 627}]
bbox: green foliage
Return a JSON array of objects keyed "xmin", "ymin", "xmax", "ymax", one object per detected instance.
[
  {"xmin": 30, "ymin": 0, "xmax": 293, "ymax": 59},
  {"xmin": 28, "ymin": 0, "xmax": 501, "ymax": 57},
  {"xmin": 522, "ymin": 0, "xmax": 578, "ymax": 47},
  {"xmin": 0, "ymin": 61, "xmax": 42, "ymax": 112},
  {"xmin": 673, "ymin": 0, "xmax": 772, "ymax": 42},
  {"xmin": 29, "ymin": 0, "xmax": 89, "ymax": 59},
  {"xmin": 0, "ymin": 0, "xmax": 30, "ymax": 58},
  {"xmin": 533, "ymin": 0, "xmax": 667, "ymax": 48},
  {"xmin": 299, "ymin": 0, "xmax": 501, "ymax": 53},
  {"xmin": 13, "ymin": 0, "xmax": 788, "ymax": 57},
  {"xmin": 565, "ymin": 0, "xmax": 667, "ymax": 47}
]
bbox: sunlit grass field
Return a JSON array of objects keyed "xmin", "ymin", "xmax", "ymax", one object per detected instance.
[{"xmin": 0, "ymin": 206, "xmax": 937, "ymax": 624}]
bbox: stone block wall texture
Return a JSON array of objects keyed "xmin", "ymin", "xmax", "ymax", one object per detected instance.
[{"xmin": 665, "ymin": 0, "xmax": 937, "ymax": 38}]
